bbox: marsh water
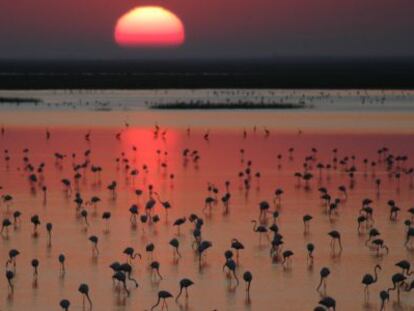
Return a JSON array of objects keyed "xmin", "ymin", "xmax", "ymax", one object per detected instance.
[{"xmin": 0, "ymin": 90, "xmax": 414, "ymax": 310}]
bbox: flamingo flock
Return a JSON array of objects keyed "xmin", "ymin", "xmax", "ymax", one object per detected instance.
[{"xmin": 0, "ymin": 122, "xmax": 414, "ymax": 311}]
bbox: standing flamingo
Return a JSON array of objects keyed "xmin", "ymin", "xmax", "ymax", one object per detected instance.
[
  {"xmin": 316, "ymin": 267, "xmax": 330, "ymax": 292},
  {"xmin": 78, "ymin": 283, "xmax": 92, "ymax": 309},
  {"xmin": 362, "ymin": 264, "xmax": 381, "ymax": 301},
  {"xmin": 243, "ymin": 271, "xmax": 253, "ymax": 299},
  {"xmin": 175, "ymin": 278, "xmax": 194, "ymax": 301},
  {"xmin": 151, "ymin": 290, "xmax": 173, "ymax": 310},
  {"xmin": 59, "ymin": 299, "xmax": 70, "ymax": 310}
]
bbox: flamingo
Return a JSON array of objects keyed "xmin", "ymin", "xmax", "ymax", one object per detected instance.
[
  {"xmin": 281, "ymin": 250, "xmax": 294, "ymax": 268},
  {"xmin": 112, "ymin": 271, "xmax": 130, "ymax": 296},
  {"xmin": 318, "ymin": 296, "xmax": 336, "ymax": 310},
  {"xmin": 31, "ymin": 258, "xmax": 39, "ymax": 278},
  {"xmin": 379, "ymin": 290, "xmax": 389, "ymax": 311},
  {"xmin": 58, "ymin": 254, "xmax": 66, "ymax": 275},
  {"xmin": 6, "ymin": 249, "xmax": 20, "ymax": 271},
  {"xmin": 117, "ymin": 263, "xmax": 139, "ymax": 287},
  {"xmin": 198, "ymin": 240, "xmax": 212, "ymax": 268},
  {"xmin": 388, "ymin": 273, "xmax": 407, "ymax": 302},
  {"xmin": 1, "ymin": 218, "xmax": 11, "ymax": 236},
  {"xmin": 223, "ymin": 259, "xmax": 239, "ymax": 285},
  {"xmin": 362, "ymin": 264, "xmax": 381, "ymax": 301},
  {"xmin": 317, "ymin": 267, "xmax": 330, "ymax": 292},
  {"xmin": 231, "ymin": 238, "xmax": 244, "ymax": 262},
  {"xmin": 251, "ymin": 220, "xmax": 269, "ymax": 243},
  {"xmin": 46, "ymin": 222, "xmax": 53, "ymax": 245},
  {"xmin": 150, "ymin": 261, "xmax": 163, "ymax": 280},
  {"xmin": 243, "ymin": 271, "xmax": 253, "ymax": 298},
  {"xmin": 173, "ymin": 217, "xmax": 186, "ymax": 235},
  {"xmin": 306, "ymin": 243, "xmax": 315, "ymax": 265},
  {"xmin": 78, "ymin": 283, "xmax": 92, "ymax": 309},
  {"xmin": 6, "ymin": 270, "xmax": 14, "ymax": 291},
  {"xmin": 169, "ymin": 238, "xmax": 181, "ymax": 258},
  {"xmin": 123, "ymin": 247, "xmax": 141, "ymax": 262},
  {"xmin": 59, "ymin": 299, "xmax": 71, "ymax": 310},
  {"xmin": 175, "ymin": 278, "xmax": 194, "ymax": 301},
  {"xmin": 328, "ymin": 230, "xmax": 342, "ymax": 252},
  {"xmin": 150, "ymin": 290, "xmax": 173, "ymax": 311},
  {"xmin": 303, "ymin": 214, "xmax": 313, "ymax": 232},
  {"xmin": 395, "ymin": 260, "xmax": 413, "ymax": 276},
  {"xmin": 88, "ymin": 235, "xmax": 99, "ymax": 256}
]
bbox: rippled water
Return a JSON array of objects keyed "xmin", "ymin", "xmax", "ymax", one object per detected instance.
[{"xmin": 1, "ymin": 126, "xmax": 414, "ymax": 310}]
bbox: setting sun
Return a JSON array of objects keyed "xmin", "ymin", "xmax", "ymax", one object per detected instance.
[{"xmin": 114, "ymin": 6, "xmax": 185, "ymax": 47}]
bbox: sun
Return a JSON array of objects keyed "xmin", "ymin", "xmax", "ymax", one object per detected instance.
[{"xmin": 114, "ymin": 6, "xmax": 185, "ymax": 47}]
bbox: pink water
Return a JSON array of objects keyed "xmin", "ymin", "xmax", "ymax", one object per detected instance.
[{"xmin": 1, "ymin": 125, "xmax": 414, "ymax": 310}]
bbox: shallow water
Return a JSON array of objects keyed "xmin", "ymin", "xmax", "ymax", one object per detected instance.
[
  {"xmin": 1, "ymin": 89, "xmax": 414, "ymax": 112},
  {"xmin": 1, "ymin": 126, "xmax": 414, "ymax": 310}
]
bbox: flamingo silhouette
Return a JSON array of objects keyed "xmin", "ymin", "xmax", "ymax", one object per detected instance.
[
  {"xmin": 169, "ymin": 238, "xmax": 181, "ymax": 258},
  {"xmin": 317, "ymin": 267, "xmax": 330, "ymax": 292},
  {"xmin": 102, "ymin": 212, "xmax": 111, "ymax": 232},
  {"xmin": 31, "ymin": 214, "xmax": 41, "ymax": 236},
  {"xmin": 59, "ymin": 299, "xmax": 70, "ymax": 310},
  {"xmin": 198, "ymin": 240, "xmax": 212, "ymax": 268},
  {"xmin": 31, "ymin": 258, "xmax": 39, "ymax": 278},
  {"xmin": 109, "ymin": 262, "xmax": 137, "ymax": 286},
  {"xmin": 306, "ymin": 243, "xmax": 315, "ymax": 265},
  {"xmin": 328, "ymin": 230, "xmax": 342, "ymax": 252},
  {"xmin": 112, "ymin": 271, "xmax": 130, "ymax": 296},
  {"xmin": 6, "ymin": 270, "xmax": 14, "ymax": 291},
  {"xmin": 395, "ymin": 260, "xmax": 413, "ymax": 275},
  {"xmin": 281, "ymin": 250, "xmax": 294, "ymax": 268},
  {"xmin": 173, "ymin": 217, "xmax": 186, "ymax": 235},
  {"xmin": 362, "ymin": 264, "xmax": 381, "ymax": 301},
  {"xmin": 78, "ymin": 283, "xmax": 92, "ymax": 309},
  {"xmin": 146, "ymin": 243, "xmax": 155, "ymax": 259},
  {"xmin": 154, "ymin": 192, "xmax": 172, "ymax": 216},
  {"xmin": 175, "ymin": 278, "xmax": 194, "ymax": 301},
  {"xmin": 231, "ymin": 238, "xmax": 244, "ymax": 262},
  {"xmin": 318, "ymin": 296, "xmax": 336, "ymax": 310},
  {"xmin": 58, "ymin": 254, "xmax": 66, "ymax": 275},
  {"xmin": 1, "ymin": 218, "xmax": 11, "ymax": 236},
  {"xmin": 243, "ymin": 271, "xmax": 253, "ymax": 298},
  {"xmin": 123, "ymin": 247, "xmax": 141, "ymax": 262},
  {"xmin": 46, "ymin": 222, "xmax": 53, "ymax": 245},
  {"xmin": 223, "ymin": 258, "xmax": 239, "ymax": 285},
  {"xmin": 379, "ymin": 290, "xmax": 389, "ymax": 311},
  {"xmin": 388, "ymin": 273, "xmax": 407, "ymax": 302},
  {"xmin": 88, "ymin": 236, "xmax": 99, "ymax": 256},
  {"xmin": 251, "ymin": 220, "xmax": 269, "ymax": 243},
  {"xmin": 151, "ymin": 290, "xmax": 173, "ymax": 310},
  {"xmin": 6, "ymin": 249, "xmax": 20, "ymax": 271},
  {"xmin": 129, "ymin": 205, "xmax": 139, "ymax": 225},
  {"xmin": 303, "ymin": 214, "xmax": 313, "ymax": 233},
  {"xmin": 150, "ymin": 261, "xmax": 163, "ymax": 280}
]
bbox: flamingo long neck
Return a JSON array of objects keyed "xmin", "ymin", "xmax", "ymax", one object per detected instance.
[
  {"xmin": 86, "ymin": 294, "xmax": 92, "ymax": 307},
  {"xmin": 151, "ymin": 297, "xmax": 161, "ymax": 311},
  {"xmin": 373, "ymin": 267, "xmax": 379, "ymax": 282},
  {"xmin": 177, "ymin": 286, "xmax": 183, "ymax": 299}
]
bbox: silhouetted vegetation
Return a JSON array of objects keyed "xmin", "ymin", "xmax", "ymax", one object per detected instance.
[
  {"xmin": 1, "ymin": 59, "xmax": 414, "ymax": 89},
  {"xmin": 150, "ymin": 102, "xmax": 307, "ymax": 110},
  {"xmin": 0, "ymin": 97, "xmax": 42, "ymax": 103}
]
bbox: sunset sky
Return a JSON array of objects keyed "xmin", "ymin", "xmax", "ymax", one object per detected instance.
[{"xmin": 1, "ymin": 0, "xmax": 413, "ymax": 59}]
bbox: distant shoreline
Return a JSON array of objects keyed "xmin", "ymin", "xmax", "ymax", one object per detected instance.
[{"xmin": 1, "ymin": 59, "xmax": 414, "ymax": 89}]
